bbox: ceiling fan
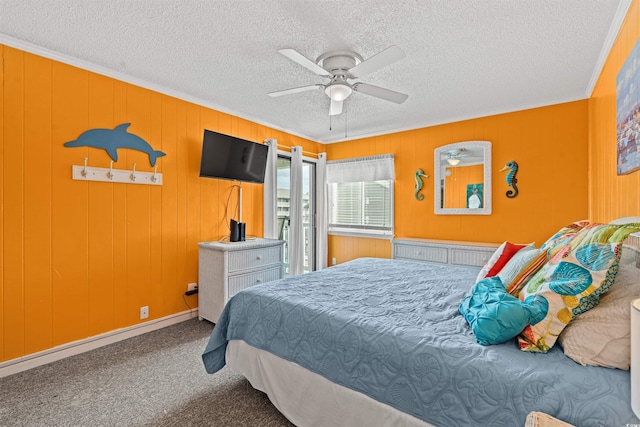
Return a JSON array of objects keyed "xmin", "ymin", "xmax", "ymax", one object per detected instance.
[
  {"xmin": 443, "ymin": 148, "xmax": 484, "ymax": 166},
  {"xmin": 268, "ymin": 46, "xmax": 408, "ymax": 116}
]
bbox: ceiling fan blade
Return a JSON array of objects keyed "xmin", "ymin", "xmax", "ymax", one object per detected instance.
[
  {"xmin": 278, "ymin": 49, "xmax": 330, "ymax": 77},
  {"xmin": 353, "ymin": 83, "xmax": 408, "ymax": 104},
  {"xmin": 268, "ymin": 84, "xmax": 324, "ymax": 97},
  {"xmin": 329, "ymin": 99, "xmax": 343, "ymax": 116},
  {"xmin": 349, "ymin": 45, "xmax": 406, "ymax": 78}
]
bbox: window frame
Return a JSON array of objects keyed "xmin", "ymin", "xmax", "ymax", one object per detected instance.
[{"xmin": 328, "ymin": 178, "xmax": 395, "ymax": 240}]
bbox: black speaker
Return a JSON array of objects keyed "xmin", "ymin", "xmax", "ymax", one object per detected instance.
[
  {"xmin": 238, "ymin": 222, "xmax": 246, "ymax": 241},
  {"xmin": 230, "ymin": 219, "xmax": 246, "ymax": 242}
]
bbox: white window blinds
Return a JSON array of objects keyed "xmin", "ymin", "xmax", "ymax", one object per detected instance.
[
  {"xmin": 326, "ymin": 154, "xmax": 395, "ymax": 183},
  {"xmin": 326, "ymin": 155, "xmax": 394, "ymax": 237}
]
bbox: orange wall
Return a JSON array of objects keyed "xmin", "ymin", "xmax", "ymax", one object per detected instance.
[
  {"xmin": 7, "ymin": 0, "xmax": 634, "ymax": 360},
  {"xmin": 590, "ymin": 0, "xmax": 640, "ymax": 221},
  {"xmin": 0, "ymin": 45, "xmax": 319, "ymax": 363},
  {"xmin": 326, "ymin": 101, "xmax": 590, "ymax": 264}
]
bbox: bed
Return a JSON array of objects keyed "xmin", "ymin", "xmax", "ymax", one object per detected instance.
[{"xmin": 202, "ymin": 222, "xmax": 640, "ymax": 427}]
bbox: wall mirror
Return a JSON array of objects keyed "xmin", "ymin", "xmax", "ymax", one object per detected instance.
[{"xmin": 434, "ymin": 141, "xmax": 492, "ymax": 215}]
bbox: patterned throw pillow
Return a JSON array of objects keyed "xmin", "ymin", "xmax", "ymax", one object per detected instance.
[
  {"xmin": 540, "ymin": 220, "xmax": 590, "ymax": 258},
  {"xmin": 517, "ymin": 222, "xmax": 640, "ymax": 352}
]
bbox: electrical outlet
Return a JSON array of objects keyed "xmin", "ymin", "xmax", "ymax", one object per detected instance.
[
  {"xmin": 332, "ymin": 257, "xmax": 337, "ymax": 266},
  {"xmin": 187, "ymin": 283, "xmax": 198, "ymax": 292},
  {"xmin": 140, "ymin": 306, "xmax": 149, "ymax": 320}
]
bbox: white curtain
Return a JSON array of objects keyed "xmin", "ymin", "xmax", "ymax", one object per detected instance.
[
  {"xmin": 326, "ymin": 154, "xmax": 395, "ymax": 183},
  {"xmin": 315, "ymin": 152, "xmax": 328, "ymax": 269},
  {"xmin": 263, "ymin": 138, "xmax": 278, "ymax": 239},
  {"xmin": 288, "ymin": 146, "xmax": 305, "ymax": 276}
]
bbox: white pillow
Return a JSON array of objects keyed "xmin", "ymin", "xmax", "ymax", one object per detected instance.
[
  {"xmin": 558, "ymin": 263, "xmax": 640, "ymax": 370},
  {"xmin": 620, "ymin": 244, "xmax": 640, "ymax": 266},
  {"xmin": 609, "ymin": 216, "xmax": 640, "ymax": 225}
]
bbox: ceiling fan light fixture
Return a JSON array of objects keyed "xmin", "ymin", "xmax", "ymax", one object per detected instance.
[
  {"xmin": 447, "ymin": 158, "xmax": 461, "ymax": 166},
  {"xmin": 273, "ymin": 46, "xmax": 408, "ymax": 116},
  {"xmin": 325, "ymin": 83, "xmax": 352, "ymax": 101}
]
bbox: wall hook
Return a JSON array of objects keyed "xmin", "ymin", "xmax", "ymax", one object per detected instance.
[
  {"xmin": 500, "ymin": 160, "xmax": 519, "ymax": 198},
  {"xmin": 81, "ymin": 157, "xmax": 88, "ymax": 177},
  {"xmin": 414, "ymin": 168, "xmax": 429, "ymax": 201},
  {"xmin": 151, "ymin": 165, "xmax": 158, "ymax": 183},
  {"xmin": 107, "ymin": 161, "xmax": 114, "ymax": 180},
  {"xmin": 71, "ymin": 162, "xmax": 162, "ymax": 185}
]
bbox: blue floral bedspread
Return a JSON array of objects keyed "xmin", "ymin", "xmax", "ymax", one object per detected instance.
[{"xmin": 202, "ymin": 257, "xmax": 639, "ymax": 427}]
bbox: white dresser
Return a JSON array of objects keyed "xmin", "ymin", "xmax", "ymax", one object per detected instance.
[
  {"xmin": 198, "ymin": 238, "xmax": 285, "ymax": 323},
  {"xmin": 392, "ymin": 238, "xmax": 499, "ymax": 267}
]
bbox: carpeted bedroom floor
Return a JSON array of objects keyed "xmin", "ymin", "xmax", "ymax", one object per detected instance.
[{"xmin": 0, "ymin": 318, "xmax": 294, "ymax": 426}]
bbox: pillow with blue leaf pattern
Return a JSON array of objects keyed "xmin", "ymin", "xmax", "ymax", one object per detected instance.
[{"xmin": 517, "ymin": 222, "xmax": 640, "ymax": 352}]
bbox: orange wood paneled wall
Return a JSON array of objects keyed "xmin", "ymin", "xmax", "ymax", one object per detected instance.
[
  {"xmin": 0, "ymin": 45, "xmax": 319, "ymax": 362},
  {"xmin": 590, "ymin": 0, "xmax": 640, "ymax": 221},
  {"xmin": 326, "ymin": 101, "xmax": 589, "ymax": 265}
]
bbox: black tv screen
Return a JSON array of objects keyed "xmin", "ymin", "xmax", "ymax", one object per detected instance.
[{"xmin": 199, "ymin": 130, "xmax": 269, "ymax": 184}]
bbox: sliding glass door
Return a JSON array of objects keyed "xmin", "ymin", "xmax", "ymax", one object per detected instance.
[{"xmin": 277, "ymin": 155, "xmax": 316, "ymax": 275}]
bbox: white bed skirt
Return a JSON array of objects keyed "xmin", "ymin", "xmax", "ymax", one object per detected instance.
[{"xmin": 226, "ymin": 339, "xmax": 434, "ymax": 427}]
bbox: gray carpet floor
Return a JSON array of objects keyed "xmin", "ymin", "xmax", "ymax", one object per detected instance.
[{"xmin": 0, "ymin": 318, "xmax": 295, "ymax": 427}]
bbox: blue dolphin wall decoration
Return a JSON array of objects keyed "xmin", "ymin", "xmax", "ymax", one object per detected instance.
[{"xmin": 64, "ymin": 123, "xmax": 166, "ymax": 166}]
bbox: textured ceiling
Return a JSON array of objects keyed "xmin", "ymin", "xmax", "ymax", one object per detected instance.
[{"xmin": 0, "ymin": 0, "xmax": 631, "ymax": 143}]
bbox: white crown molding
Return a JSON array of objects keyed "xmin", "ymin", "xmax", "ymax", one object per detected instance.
[
  {"xmin": 585, "ymin": 0, "xmax": 633, "ymax": 97},
  {"xmin": 321, "ymin": 94, "xmax": 589, "ymax": 144},
  {"xmin": 0, "ymin": 34, "xmax": 319, "ymax": 143},
  {"xmin": 2, "ymin": 10, "xmax": 625, "ymax": 148}
]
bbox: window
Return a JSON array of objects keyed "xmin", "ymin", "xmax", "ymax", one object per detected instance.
[{"xmin": 327, "ymin": 155, "xmax": 394, "ymax": 238}]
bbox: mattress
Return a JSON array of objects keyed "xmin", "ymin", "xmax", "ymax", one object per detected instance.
[
  {"xmin": 202, "ymin": 257, "xmax": 639, "ymax": 426},
  {"xmin": 227, "ymin": 339, "xmax": 434, "ymax": 427}
]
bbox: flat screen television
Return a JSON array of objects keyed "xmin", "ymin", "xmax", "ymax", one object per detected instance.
[{"xmin": 199, "ymin": 129, "xmax": 269, "ymax": 184}]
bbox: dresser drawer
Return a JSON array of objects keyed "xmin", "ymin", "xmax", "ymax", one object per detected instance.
[
  {"xmin": 394, "ymin": 243, "xmax": 448, "ymax": 263},
  {"xmin": 228, "ymin": 265, "xmax": 283, "ymax": 298},
  {"xmin": 228, "ymin": 246, "xmax": 282, "ymax": 273},
  {"xmin": 450, "ymin": 248, "xmax": 494, "ymax": 266},
  {"xmin": 198, "ymin": 238, "xmax": 285, "ymax": 324},
  {"xmin": 392, "ymin": 238, "xmax": 499, "ymax": 268}
]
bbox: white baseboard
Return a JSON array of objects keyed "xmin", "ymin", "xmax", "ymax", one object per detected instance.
[{"xmin": 0, "ymin": 309, "xmax": 199, "ymax": 378}]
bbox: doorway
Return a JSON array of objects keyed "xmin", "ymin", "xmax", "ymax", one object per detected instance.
[{"xmin": 276, "ymin": 154, "xmax": 316, "ymax": 275}]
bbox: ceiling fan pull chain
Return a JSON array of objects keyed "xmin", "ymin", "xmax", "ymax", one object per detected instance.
[{"xmin": 344, "ymin": 104, "xmax": 348, "ymax": 139}]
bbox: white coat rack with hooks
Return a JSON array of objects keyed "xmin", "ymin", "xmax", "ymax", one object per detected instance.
[{"xmin": 71, "ymin": 158, "xmax": 163, "ymax": 185}]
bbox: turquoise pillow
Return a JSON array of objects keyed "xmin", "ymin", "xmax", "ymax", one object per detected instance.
[{"xmin": 459, "ymin": 277, "xmax": 544, "ymax": 346}]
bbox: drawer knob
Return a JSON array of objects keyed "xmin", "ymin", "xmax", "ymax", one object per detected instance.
[
  {"xmin": 257, "ymin": 255, "xmax": 262, "ymax": 260},
  {"xmin": 256, "ymin": 279, "xmax": 262, "ymax": 283}
]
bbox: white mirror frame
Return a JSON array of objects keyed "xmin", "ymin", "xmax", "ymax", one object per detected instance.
[{"xmin": 434, "ymin": 140, "xmax": 492, "ymax": 215}]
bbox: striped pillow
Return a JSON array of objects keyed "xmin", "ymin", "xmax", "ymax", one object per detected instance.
[{"xmin": 501, "ymin": 249, "xmax": 547, "ymax": 296}]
